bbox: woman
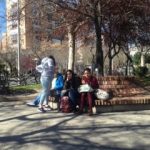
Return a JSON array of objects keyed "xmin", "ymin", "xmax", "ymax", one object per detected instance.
[
  {"xmin": 78, "ymin": 68, "xmax": 99, "ymax": 116},
  {"xmin": 61, "ymin": 70, "xmax": 81, "ymax": 112},
  {"xmin": 26, "ymin": 66, "xmax": 64, "ymax": 111},
  {"xmin": 36, "ymin": 55, "xmax": 56, "ymax": 112}
]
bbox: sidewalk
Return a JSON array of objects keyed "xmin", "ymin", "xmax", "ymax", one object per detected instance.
[
  {"xmin": 0, "ymin": 92, "xmax": 38, "ymax": 102},
  {"xmin": 0, "ymin": 99, "xmax": 150, "ymax": 150},
  {"xmin": 1, "ymin": 91, "xmax": 150, "ymax": 113}
]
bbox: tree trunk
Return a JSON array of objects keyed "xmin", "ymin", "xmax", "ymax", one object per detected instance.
[
  {"xmin": 108, "ymin": 48, "xmax": 113, "ymax": 75},
  {"xmin": 94, "ymin": 5, "xmax": 104, "ymax": 76},
  {"xmin": 140, "ymin": 52, "xmax": 145, "ymax": 67},
  {"xmin": 67, "ymin": 25, "xmax": 75, "ymax": 70},
  {"xmin": 108, "ymin": 59, "xmax": 113, "ymax": 75},
  {"xmin": 125, "ymin": 59, "xmax": 130, "ymax": 76}
]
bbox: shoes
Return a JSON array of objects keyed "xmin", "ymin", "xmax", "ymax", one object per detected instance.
[
  {"xmin": 57, "ymin": 109, "xmax": 61, "ymax": 112},
  {"xmin": 44, "ymin": 105, "xmax": 51, "ymax": 111},
  {"xmin": 88, "ymin": 112, "xmax": 93, "ymax": 116},
  {"xmin": 76, "ymin": 110, "xmax": 83, "ymax": 115},
  {"xmin": 38, "ymin": 107, "xmax": 46, "ymax": 113},
  {"xmin": 88, "ymin": 110, "xmax": 93, "ymax": 116},
  {"xmin": 26, "ymin": 102, "xmax": 37, "ymax": 107},
  {"xmin": 73, "ymin": 108, "xmax": 78, "ymax": 113}
]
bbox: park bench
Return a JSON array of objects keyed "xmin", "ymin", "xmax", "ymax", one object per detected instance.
[
  {"xmin": 49, "ymin": 76, "xmax": 150, "ymax": 113},
  {"xmin": 94, "ymin": 76, "xmax": 150, "ymax": 113}
]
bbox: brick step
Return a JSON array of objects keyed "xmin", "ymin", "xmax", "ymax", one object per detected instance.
[
  {"xmin": 98, "ymin": 80, "xmax": 132, "ymax": 85},
  {"xmin": 101, "ymin": 87, "xmax": 146, "ymax": 97},
  {"xmin": 99, "ymin": 84, "xmax": 137, "ymax": 89},
  {"xmin": 95, "ymin": 96, "xmax": 150, "ymax": 106},
  {"xmin": 98, "ymin": 76, "xmax": 135, "ymax": 81}
]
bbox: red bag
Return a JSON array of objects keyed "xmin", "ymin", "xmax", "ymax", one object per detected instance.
[{"xmin": 60, "ymin": 96, "xmax": 72, "ymax": 113}]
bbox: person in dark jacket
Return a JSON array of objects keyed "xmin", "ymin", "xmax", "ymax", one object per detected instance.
[{"xmin": 61, "ymin": 70, "xmax": 81, "ymax": 112}]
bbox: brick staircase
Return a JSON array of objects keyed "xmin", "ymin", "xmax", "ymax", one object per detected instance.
[{"xmin": 95, "ymin": 76, "xmax": 150, "ymax": 106}]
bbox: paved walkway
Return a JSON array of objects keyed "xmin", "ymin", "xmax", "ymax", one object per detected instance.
[{"xmin": 0, "ymin": 99, "xmax": 150, "ymax": 150}]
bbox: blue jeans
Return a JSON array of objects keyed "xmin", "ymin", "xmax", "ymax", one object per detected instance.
[
  {"xmin": 69, "ymin": 89, "xmax": 79, "ymax": 109},
  {"xmin": 39, "ymin": 76, "xmax": 53, "ymax": 106},
  {"xmin": 33, "ymin": 91, "xmax": 60, "ymax": 106},
  {"xmin": 33, "ymin": 95, "xmax": 40, "ymax": 105}
]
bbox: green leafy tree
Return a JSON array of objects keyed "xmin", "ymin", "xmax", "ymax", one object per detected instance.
[
  {"xmin": 133, "ymin": 52, "xmax": 150, "ymax": 65},
  {"xmin": 0, "ymin": 63, "xmax": 9, "ymax": 93},
  {"xmin": 132, "ymin": 52, "xmax": 141, "ymax": 65},
  {"xmin": 145, "ymin": 53, "xmax": 150, "ymax": 64}
]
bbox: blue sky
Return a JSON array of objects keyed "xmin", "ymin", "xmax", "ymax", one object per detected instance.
[{"xmin": 0, "ymin": 0, "xmax": 6, "ymax": 38}]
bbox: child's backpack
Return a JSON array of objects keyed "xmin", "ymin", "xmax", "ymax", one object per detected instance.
[{"xmin": 60, "ymin": 96, "xmax": 72, "ymax": 113}]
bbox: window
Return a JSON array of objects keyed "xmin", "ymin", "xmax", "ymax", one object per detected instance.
[
  {"xmin": 11, "ymin": 3, "xmax": 17, "ymax": 10},
  {"xmin": 35, "ymin": 35, "xmax": 41, "ymax": 41},
  {"xmin": 11, "ymin": 34, "xmax": 17, "ymax": 44},
  {"xmin": 32, "ymin": 20, "xmax": 41, "ymax": 26},
  {"xmin": 47, "ymin": 13, "xmax": 52, "ymax": 22},
  {"xmin": 21, "ymin": 39, "xmax": 24, "ymax": 44},
  {"xmin": 11, "ymin": 23, "xmax": 17, "ymax": 29},
  {"xmin": 10, "ymin": 11, "xmax": 17, "ymax": 19},
  {"xmin": 32, "ymin": 9, "xmax": 39, "ymax": 16}
]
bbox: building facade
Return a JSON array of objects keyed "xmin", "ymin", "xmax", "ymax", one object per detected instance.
[
  {"xmin": 0, "ymin": 33, "xmax": 7, "ymax": 53},
  {"xmin": 6, "ymin": 0, "xmax": 54, "ymax": 52}
]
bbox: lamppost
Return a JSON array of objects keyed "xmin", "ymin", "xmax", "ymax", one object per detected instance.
[{"xmin": 17, "ymin": 0, "xmax": 21, "ymax": 85}]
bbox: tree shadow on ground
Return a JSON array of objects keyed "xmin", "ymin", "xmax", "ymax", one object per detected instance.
[{"xmin": 0, "ymin": 107, "xmax": 150, "ymax": 150}]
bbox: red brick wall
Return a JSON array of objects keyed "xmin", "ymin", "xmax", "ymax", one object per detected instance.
[{"xmin": 97, "ymin": 76, "xmax": 144, "ymax": 97}]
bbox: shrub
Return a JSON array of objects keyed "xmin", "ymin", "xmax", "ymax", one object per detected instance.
[
  {"xmin": 134, "ymin": 66, "xmax": 148, "ymax": 77},
  {"xmin": 0, "ymin": 64, "xmax": 9, "ymax": 94}
]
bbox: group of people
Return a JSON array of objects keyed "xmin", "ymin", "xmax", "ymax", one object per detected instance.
[{"xmin": 27, "ymin": 55, "xmax": 99, "ymax": 116}]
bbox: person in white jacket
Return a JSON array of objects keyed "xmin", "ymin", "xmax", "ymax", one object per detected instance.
[{"xmin": 36, "ymin": 55, "xmax": 56, "ymax": 112}]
